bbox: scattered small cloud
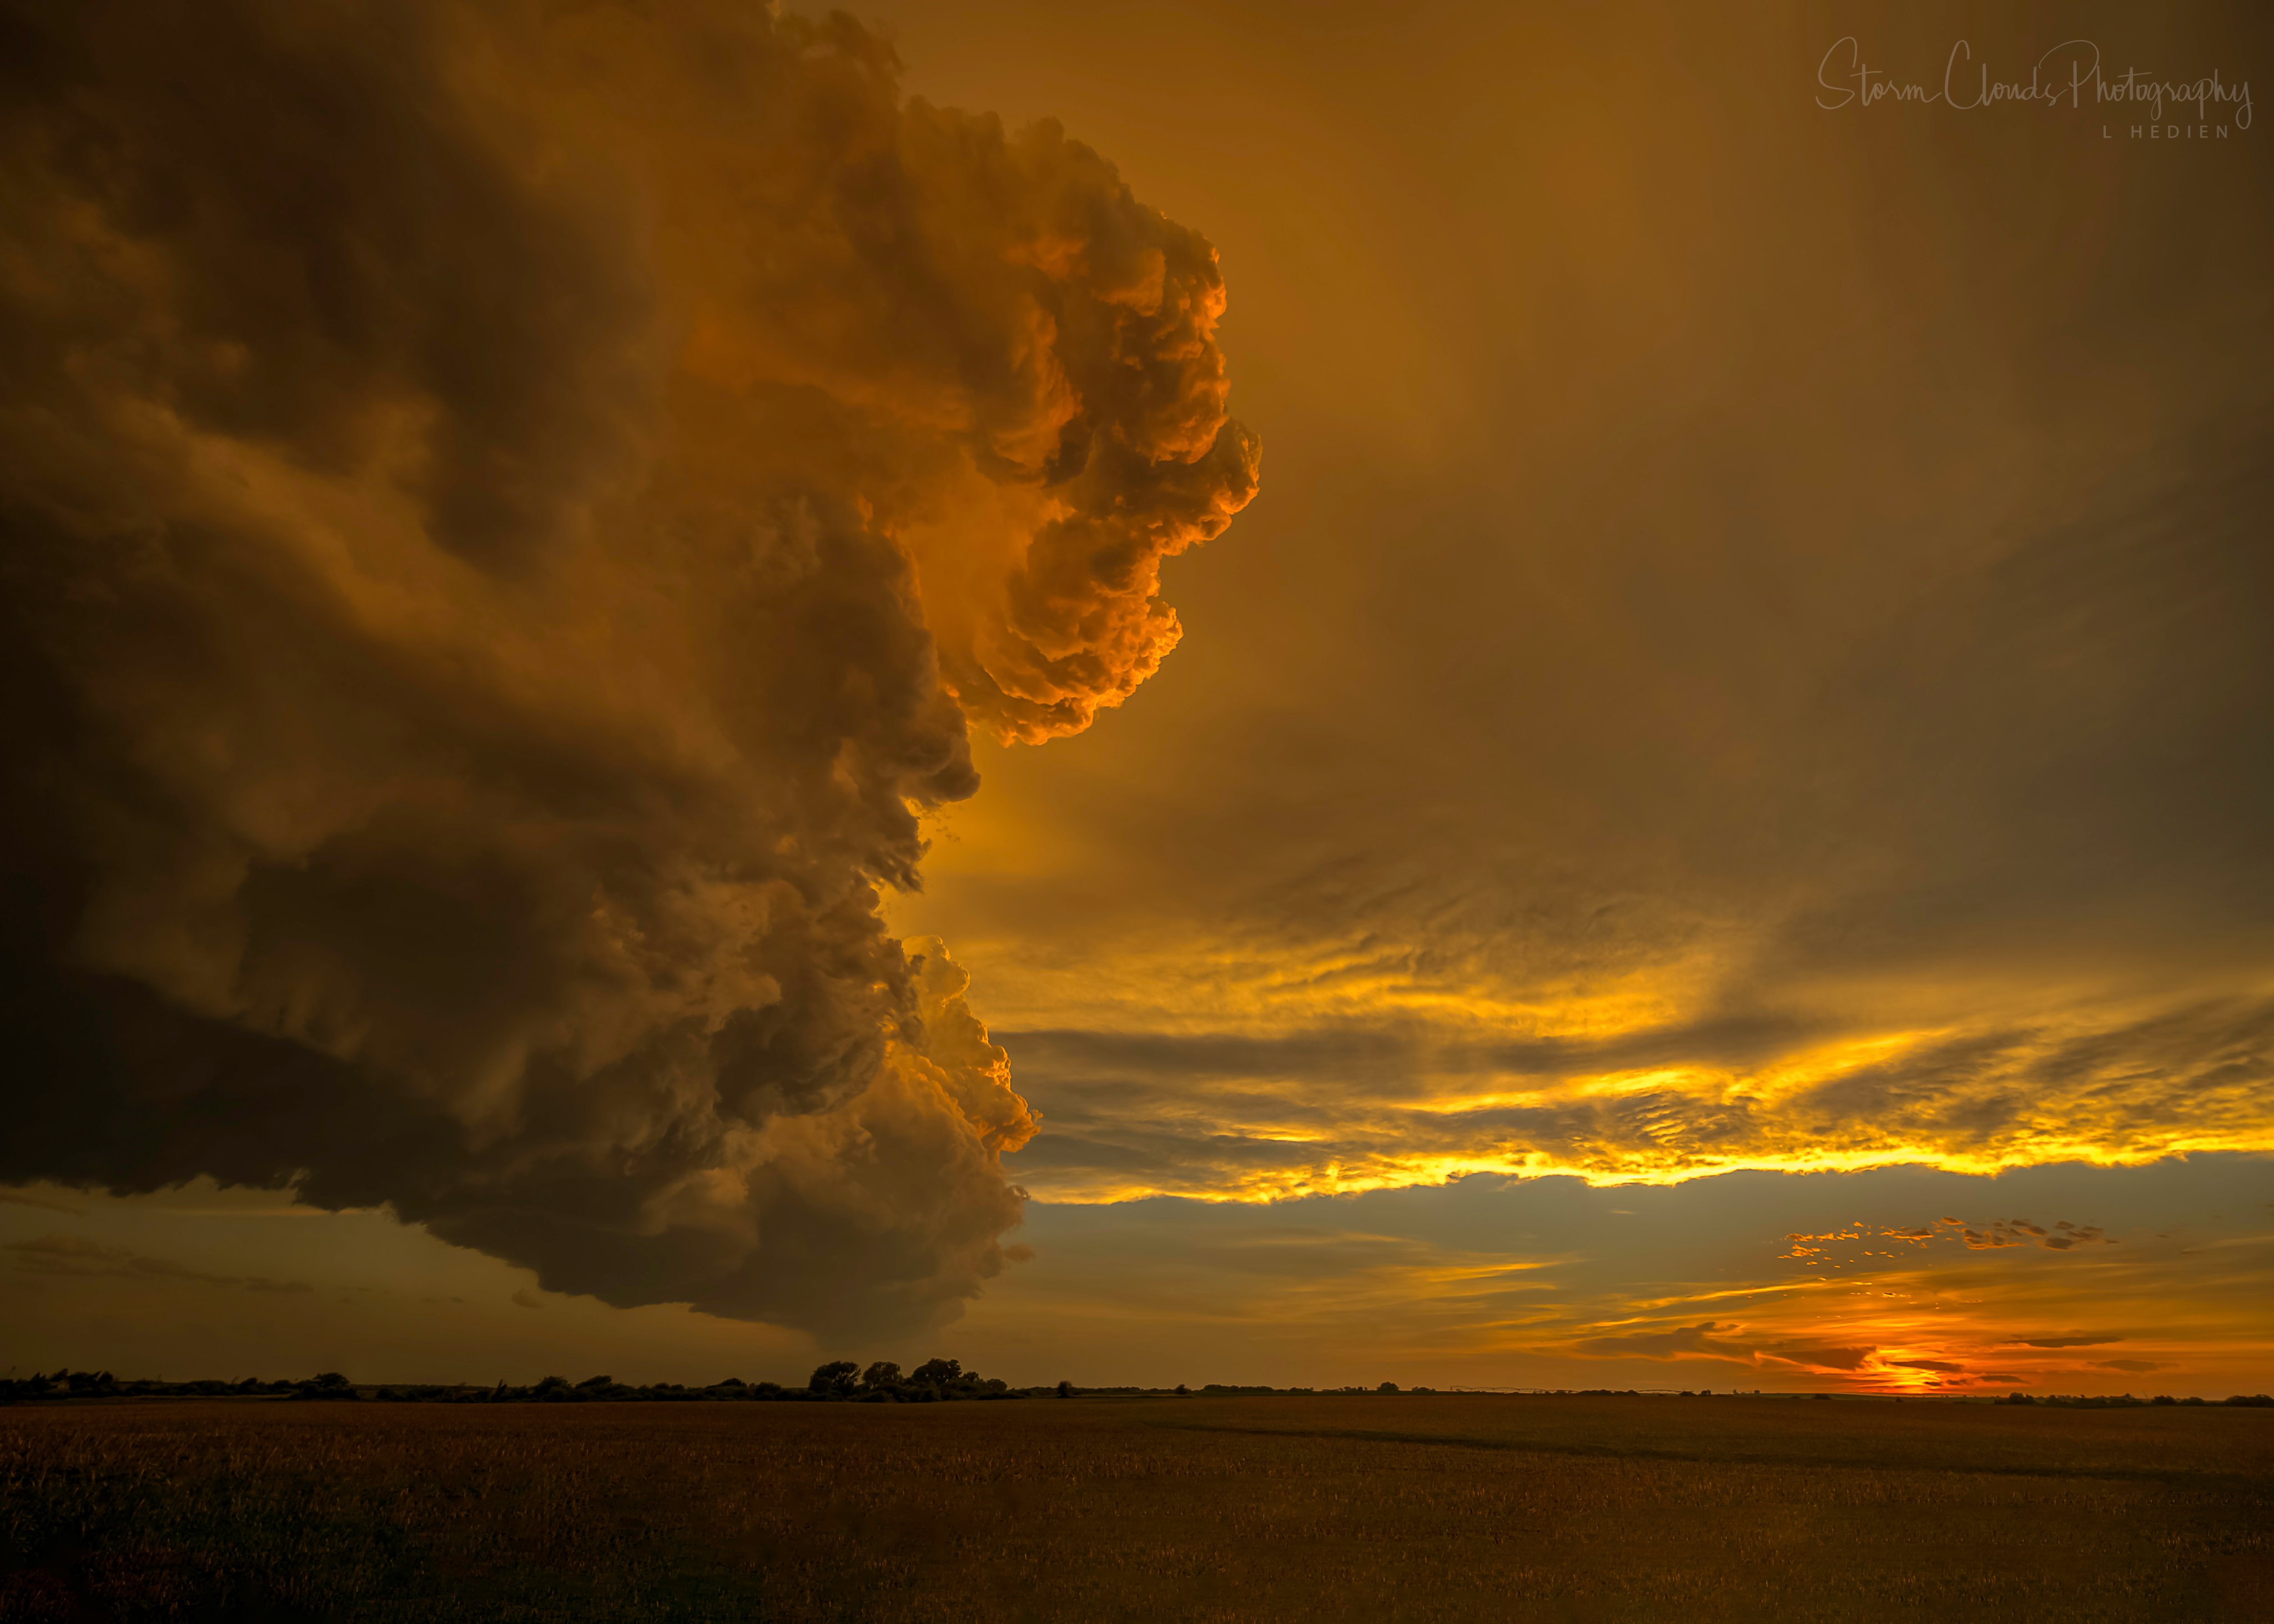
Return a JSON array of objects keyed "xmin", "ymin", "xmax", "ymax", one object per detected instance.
[
  {"xmin": 511, "ymin": 1288, "xmax": 545, "ymax": 1309},
  {"xmin": 1954, "ymin": 1217, "xmax": 2114, "ymax": 1250},
  {"xmin": 1785, "ymin": 1216, "xmax": 2114, "ymax": 1263}
]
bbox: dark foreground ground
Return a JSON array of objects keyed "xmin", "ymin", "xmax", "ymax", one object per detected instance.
[{"xmin": 3, "ymin": 1394, "xmax": 2270, "ymax": 1622}]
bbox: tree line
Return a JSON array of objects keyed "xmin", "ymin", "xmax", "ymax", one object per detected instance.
[
  {"xmin": 2000, "ymin": 1391, "xmax": 2273, "ymax": 1407},
  {"xmin": 0, "ymin": 1360, "xmax": 1043, "ymax": 1404},
  {"xmin": 14, "ymin": 1368, "xmax": 2263, "ymax": 1406}
]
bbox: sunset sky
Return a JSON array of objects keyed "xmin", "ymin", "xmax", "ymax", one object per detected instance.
[{"xmin": 3, "ymin": 0, "xmax": 2268, "ymax": 1396}]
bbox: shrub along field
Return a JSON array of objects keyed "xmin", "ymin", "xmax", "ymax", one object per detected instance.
[{"xmin": 3, "ymin": 1393, "xmax": 2268, "ymax": 1621}]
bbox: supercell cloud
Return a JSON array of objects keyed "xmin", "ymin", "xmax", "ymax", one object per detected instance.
[{"xmin": 0, "ymin": 0, "xmax": 1254, "ymax": 1336}]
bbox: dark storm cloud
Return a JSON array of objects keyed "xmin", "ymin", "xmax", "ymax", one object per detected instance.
[
  {"xmin": 0, "ymin": 0, "xmax": 1252, "ymax": 1337},
  {"xmin": 1565, "ymin": 1320, "xmax": 1890, "ymax": 1374},
  {"xmin": 1569, "ymin": 1321, "xmax": 1758, "ymax": 1362}
]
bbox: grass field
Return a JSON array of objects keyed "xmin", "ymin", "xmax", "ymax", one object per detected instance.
[{"xmin": 4, "ymin": 1394, "xmax": 2270, "ymax": 1621}]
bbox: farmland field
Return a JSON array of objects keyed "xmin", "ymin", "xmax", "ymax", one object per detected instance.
[{"xmin": 3, "ymin": 1394, "xmax": 2270, "ymax": 1621}]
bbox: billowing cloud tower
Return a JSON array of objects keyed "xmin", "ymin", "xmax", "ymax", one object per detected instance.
[{"xmin": 0, "ymin": 0, "xmax": 1256, "ymax": 1336}]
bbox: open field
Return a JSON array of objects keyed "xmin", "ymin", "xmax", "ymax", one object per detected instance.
[{"xmin": 4, "ymin": 1395, "xmax": 2270, "ymax": 1622}]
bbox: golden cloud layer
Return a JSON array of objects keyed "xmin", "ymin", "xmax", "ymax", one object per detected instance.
[{"xmin": 992, "ymin": 981, "xmax": 2274, "ymax": 1205}]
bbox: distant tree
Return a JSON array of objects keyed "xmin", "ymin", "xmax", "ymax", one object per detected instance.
[
  {"xmin": 911, "ymin": 1358, "xmax": 962, "ymax": 1388},
  {"xmin": 1377, "ymin": 1382, "xmax": 1398, "ymax": 1393},
  {"xmin": 809, "ymin": 1361, "xmax": 859, "ymax": 1398},
  {"xmin": 1174, "ymin": 1384, "xmax": 1189, "ymax": 1396},
  {"xmin": 1055, "ymin": 1380, "xmax": 1074, "ymax": 1399},
  {"xmin": 576, "ymin": 1375, "xmax": 613, "ymax": 1390},
  {"xmin": 861, "ymin": 1361, "xmax": 903, "ymax": 1391}
]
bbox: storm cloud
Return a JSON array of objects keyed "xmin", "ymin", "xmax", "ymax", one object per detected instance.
[{"xmin": 0, "ymin": 0, "xmax": 1254, "ymax": 1337}]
